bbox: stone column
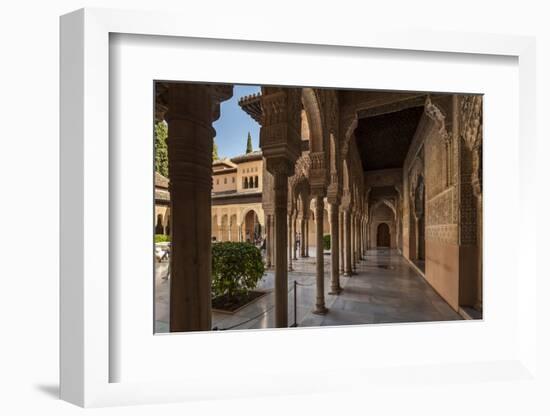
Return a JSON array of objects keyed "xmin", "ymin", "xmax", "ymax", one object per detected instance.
[
  {"xmin": 358, "ymin": 216, "xmax": 364, "ymax": 260},
  {"xmin": 166, "ymin": 83, "xmax": 231, "ymax": 332},
  {"xmin": 288, "ymin": 214, "xmax": 293, "ymax": 271},
  {"xmin": 304, "ymin": 218, "xmax": 309, "ymax": 257},
  {"xmin": 343, "ymin": 209, "xmax": 352, "ymax": 276},
  {"xmin": 273, "ymin": 169, "xmax": 290, "ymax": 327},
  {"xmin": 329, "ymin": 202, "xmax": 342, "ymax": 294},
  {"xmin": 339, "ymin": 210, "xmax": 344, "ymax": 274},
  {"xmin": 292, "ymin": 216, "xmax": 298, "ymax": 260},
  {"xmin": 313, "ymin": 195, "xmax": 328, "ymax": 314},
  {"xmin": 300, "ymin": 217, "xmax": 306, "ymax": 257},
  {"xmin": 266, "ymin": 214, "xmax": 273, "ymax": 268},
  {"xmin": 351, "ymin": 214, "xmax": 357, "ymax": 271},
  {"xmin": 259, "ymin": 88, "xmax": 301, "ymax": 327}
]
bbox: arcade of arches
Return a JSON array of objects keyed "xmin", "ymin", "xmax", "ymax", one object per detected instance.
[{"xmin": 154, "ymin": 82, "xmax": 483, "ymax": 332}]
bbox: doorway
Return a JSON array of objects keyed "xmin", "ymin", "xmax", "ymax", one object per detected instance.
[{"xmin": 377, "ymin": 223, "xmax": 390, "ymax": 247}]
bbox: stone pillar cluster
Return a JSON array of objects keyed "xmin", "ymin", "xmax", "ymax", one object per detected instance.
[{"xmin": 165, "ymin": 83, "xmax": 232, "ymax": 332}]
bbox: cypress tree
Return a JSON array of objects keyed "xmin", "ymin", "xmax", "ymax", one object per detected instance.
[
  {"xmin": 246, "ymin": 132, "xmax": 253, "ymax": 154},
  {"xmin": 154, "ymin": 121, "xmax": 169, "ymax": 177},
  {"xmin": 213, "ymin": 138, "xmax": 219, "ymax": 161}
]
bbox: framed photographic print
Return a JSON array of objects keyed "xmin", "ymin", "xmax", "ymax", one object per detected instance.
[{"xmin": 60, "ymin": 7, "xmax": 538, "ymax": 408}]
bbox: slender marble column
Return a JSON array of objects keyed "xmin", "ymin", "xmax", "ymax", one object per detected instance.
[
  {"xmin": 288, "ymin": 214, "xmax": 293, "ymax": 271},
  {"xmin": 304, "ymin": 219, "xmax": 309, "ymax": 257},
  {"xmin": 351, "ymin": 215, "xmax": 357, "ymax": 271},
  {"xmin": 338, "ymin": 211, "xmax": 344, "ymax": 274},
  {"xmin": 343, "ymin": 209, "xmax": 352, "ymax": 276},
  {"xmin": 300, "ymin": 217, "xmax": 306, "ymax": 257},
  {"xmin": 266, "ymin": 214, "xmax": 273, "ymax": 268},
  {"xmin": 313, "ymin": 195, "xmax": 328, "ymax": 314},
  {"xmin": 166, "ymin": 83, "xmax": 230, "ymax": 332},
  {"xmin": 329, "ymin": 203, "xmax": 342, "ymax": 294},
  {"xmin": 273, "ymin": 171, "xmax": 289, "ymax": 327},
  {"xmin": 292, "ymin": 216, "xmax": 298, "ymax": 260},
  {"xmin": 359, "ymin": 219, "xmax": 364, "ymax": 255}
]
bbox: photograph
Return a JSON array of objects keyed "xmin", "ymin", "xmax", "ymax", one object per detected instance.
[{"xmin": 153, "ymin": 83, "xmax": 483, "ymax": 333}]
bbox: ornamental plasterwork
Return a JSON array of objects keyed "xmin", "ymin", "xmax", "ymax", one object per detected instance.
[
  {"xmin": 460, "ymin": 95, "xmax": 483, "ymax": 151},
  {"xmin": 424, "ymin": 96, "xmax": 451, "ymax": 143},
  {"xmin": 408, "ymin": 156, "xmax": 424, "ymax": 201}
]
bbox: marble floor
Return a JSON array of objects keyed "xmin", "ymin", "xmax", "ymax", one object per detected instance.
[{"xmin": 154, "ymin": 248, "xmax": 461, "ymax": 333}]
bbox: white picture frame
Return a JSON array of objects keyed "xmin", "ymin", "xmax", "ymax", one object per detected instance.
[{"xmin": 60, "ymin": 8, "xmax": 538, "ymax": 408}]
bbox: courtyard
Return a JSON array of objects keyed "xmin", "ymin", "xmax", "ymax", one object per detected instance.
[
  {"xmin": 155, "ymin": 248, "xmax": 460, "ymax": 332},
  {"xmin": 154, "ymin": 83, "xmax": 483, "ymax": 332}
]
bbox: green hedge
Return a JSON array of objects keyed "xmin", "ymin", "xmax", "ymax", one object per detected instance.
[
  {"xmin": 212, "ymin": 242, "xmax": 265, "ymax": 299},
  {"xmin": 155, "ymin": 234, "xmax": 170, "ymax": 243},
  {"xmin": 323, "ymin": 234, "xmax": 331, "ymax": 250}
]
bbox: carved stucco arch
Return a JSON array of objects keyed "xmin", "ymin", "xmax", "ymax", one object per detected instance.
[
  {"xmin": 302, "ymin": 88, "xmax": 325, "ymax": 154},
  {"xmin": 342, "ymin": 158, "xmax": 350, "ymax": 192},
  {"xmin": 370, "ymin": 199, "xmax": 397, "ymax": 222},
  {"xmin": 240, "ymin": 207, "xmax": 264, "ymax": 227}
]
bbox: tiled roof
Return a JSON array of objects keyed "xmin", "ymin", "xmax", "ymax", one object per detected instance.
[{"xmin": 230, "ymin": 150, "xmax": 263, "ymax": 163}]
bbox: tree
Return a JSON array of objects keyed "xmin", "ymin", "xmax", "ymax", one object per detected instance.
[
  {"xmin": 154, "ymin": 121, "xmax": 169, "ymax": 177},
  {"xmin": 213, "ymin": 138, "xmax": 219, "ymax": 161},
  {"xmin": 246, "ymin": 131, "xmax": 253, "ymax": 154}
]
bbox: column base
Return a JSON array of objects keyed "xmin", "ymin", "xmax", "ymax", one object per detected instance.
[
  {"xmin": 312, "ymin": 306, "xmax": 329, "ymax": 315},
  {"xmin": 343, "ymin": 271, "xmax": 352, "ymax": 277},
  {"xmin": 288, "ymin": 266, "xmax": 293, "ymax": 272},
  {"xmin": 329, "ymin": 287, "xmax": 342, "ymax": 295}
]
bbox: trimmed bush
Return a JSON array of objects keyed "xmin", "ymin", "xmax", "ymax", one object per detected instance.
[
  {"xmin": 212, "ymin": 242, "xmax": 265, "ymax": 299},
  {"xmin": 323, "ymin": 234, "xmax": 331, "ymax": 250},
  {"xmin": 155, "ymin": 234, "xmax": 170, "ymax": 243}
]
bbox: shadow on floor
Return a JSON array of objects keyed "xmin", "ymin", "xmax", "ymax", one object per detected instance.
[{"xmin": 34, "ymin": 383, "xmax": 59, "ymax": 399}]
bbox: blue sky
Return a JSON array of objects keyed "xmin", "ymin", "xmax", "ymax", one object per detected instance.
[{"xmin": 213, "ymin": 85, "xmax": 261, "ymax": 158}]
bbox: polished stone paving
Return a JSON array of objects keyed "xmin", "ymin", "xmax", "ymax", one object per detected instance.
[{"xmin": 155, "ymin": 248, "xmax": 461, "ymax": 333}]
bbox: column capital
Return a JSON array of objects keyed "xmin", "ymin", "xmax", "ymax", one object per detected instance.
[
  {"xmin": 164, "ymin": 83, "xmax": 232, "ymax": 125},
  {"xmin": 259, "ymin": 88, "xmax": 302, "ymax": 165},
  {"xmin": 310, "ymin": 186, "xmax": 327, "ymax": 198},
  {"xmin": 265, "ymin": 157, "xmax": 294, "ymax": 178},
  {"xmin": 309, "ymin": 151, "xmax": 328, "ymax": 190},
  {"xmin": 327, "ymin": 194, "xmax": 341, "ymax": 206}
]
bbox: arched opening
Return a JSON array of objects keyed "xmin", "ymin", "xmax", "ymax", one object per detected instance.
[
  {"xmin": 377, "ymin": 223, "xmax": 390, "ymax": 247},
  {"xmin": 254, "ymin": 176, "xmax": 258, "ymax": 188},
  {"xmin": 243, "ymin": 210, "xmax": 261, "ymax": 245},
  {"xmin": 211, "ymin": 215, "xmax": 218, "ymax": 241},
  {"xmin": 230, "ymin": 214, "xmax": 238, "ymax": 241},
  {"xmin": 302, "ymin": 88, "xmax": 324, "ymax": 153},
  {"xmin": 370, "ymin": 201, "xmax": 396, "ymax": 249},
  {"xmin": 244, "ymin": 177, "xmax": 249, "ymax": 189},
  {"xmin": 308, "ymin": 208, "xmax": 316, "ymax": 248},
  {"xmin": 221, "ymin": 215, "xmax": 229, "ymax": 241},
  {"xmin": 155, "ymin": 213, "xmax": 164, "ymax": 235}
]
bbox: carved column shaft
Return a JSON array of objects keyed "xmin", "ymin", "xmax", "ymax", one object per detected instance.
[
  {"xmin": 357, "ymin": 216, "xmax": 363, "ymax": 260},
  {"xmin": 288, "ymin": 214, "xmax": 293, "ymax": 271},
  {"xmin": 305, "ymin": 218, "xmax": 309, "ymax": 257},
  {"xmin": 273, "ymin": 171, "xmax": 289, "ymax": 327},
  {"xmin": 339, "ymin": 210, "xmax": 344, "ymax": 273},
  {"xmin": 300, "ymin": 217, "xmax": 306, "ymax": 257},
  {"xmin": 350, "ymin": 214, "xmax": 357, "ymax": 270},
  {"xmin": 329, "ymin": 203, "xmax": 342, "ymax": 294},
  {"xmin": 266, "ymin": 214, "xmax": 273, "ymax": 268},
  {"xmin": 313, "ymin": 195, "xmax": 328, "ymax": 314},
  {"xmin": 166, "ymin": 84, "xmax": 219, "ymax": 332},
  {"xmin": 292, "ymin": 216, "xmax": 298, "ymax": 260},
  {"xmin": 343, "ymin": 209, "xmax": 352, "ymax": 276}
]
